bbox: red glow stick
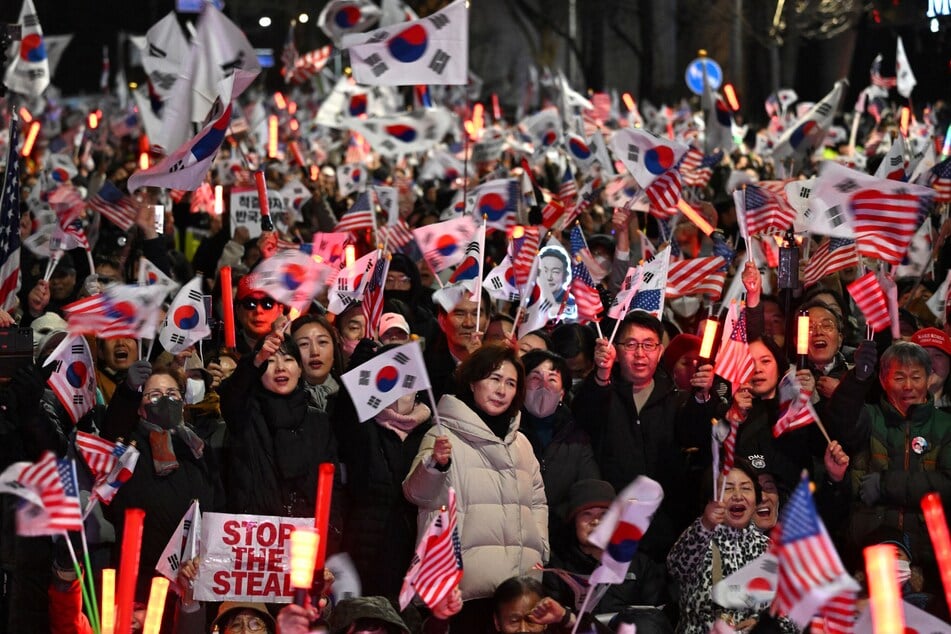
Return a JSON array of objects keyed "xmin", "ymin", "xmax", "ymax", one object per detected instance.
[
  {"xmin": 220, "ymin": 266, "xmax": 236, "ymax": 350},
  {"xmin": 254, "ymin": 170, "xmax": 274, "ymax": 232},
  {"xmin": 115, "ymin": 509, "xmax": 145, "ymax": 634},
  {"xmin": 864, "ymin": 544, "xmax": 904, "ymax": 634},
  {"xmin": 922, "ymin": 492, "xmax": 951, "ymax": 612},
  {"xmin": 313, "ymin": 463, "xmax": 335, "ymax": 570}
]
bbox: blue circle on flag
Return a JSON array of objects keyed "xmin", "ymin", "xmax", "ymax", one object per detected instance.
[
  {"xmin": 684, "ymin": 57, "xmax": 722, "ymax": 96},
  {"xmin": 388, "ymin": 24, "xmax": 428, "ymax": 63},
  {"xmin": 66, "ymin": 361, "xmax": 88, "ymax": 389},
  {"xmin": 173, "ymin": 306, "xmax": 201, "ymax": 330},
  {"xmin": 478, "ymin": 192, "xmax": 508, "ymax": 222}
]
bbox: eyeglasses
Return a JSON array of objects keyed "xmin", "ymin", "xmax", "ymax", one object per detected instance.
[
  {"xmin": 239, "ymin": 297, "xmax": 276, "ymax": 311},
  {"xmin": 809, "ymin": 319, "xmax": 838, "ymax": 335},
  {"xmin": 225, "ymin": 616, "xmax": 267, "ymax": 632},
  {"xmin": 617, "ymin": 339, "xmax": 660, "ymax": 353},
  {"xmin": 385, "ymin": 274, "xmax": 412, "ymax": 289},
  {"xmin": 143, "ymin": 388, "xmax": 182, "ymax": 402}
]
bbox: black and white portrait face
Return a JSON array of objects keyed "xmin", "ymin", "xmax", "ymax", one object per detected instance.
[{"xmin": 537, "ymin": 245, "xmax": 572, "ymax": 297}]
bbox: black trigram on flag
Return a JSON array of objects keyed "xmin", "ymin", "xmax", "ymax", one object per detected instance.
[
  {"xmin": 359, "ymin": 370, "xmax": 371, "ymax": 386},
  {"xmin": 71, "ymin": 344, "xmax": 84, "ymax": 355},
  {"xmin": 168, "ymin": 333, "xmax": 186, "ymax": 346},
  {"xmin": 393, "ymin": 352, "xmax": 410, "ymax": 365},
  {"xmin": 429, "ymin": 50, "xmax": 451, "ymax": 74},
  {"xmin": 368, "ymin": 396, "xmax": 382, "ymax": 409},
  {"xmin": 166, "ymin": 553, "xmax": 180, "ymax": 572},
  {"xmin": 188, "ymin": 290, "xmax": 204, "ymax": 302}
]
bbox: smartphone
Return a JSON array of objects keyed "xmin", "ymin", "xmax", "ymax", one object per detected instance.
[{"xmin": 0, "ymin": 328, "xmax": 35, "ymax": 378}]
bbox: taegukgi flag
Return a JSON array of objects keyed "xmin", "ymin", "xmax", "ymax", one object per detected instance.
[{"xmin": 341, "ymin": 341, "xmax": 431, "ymax": 422}]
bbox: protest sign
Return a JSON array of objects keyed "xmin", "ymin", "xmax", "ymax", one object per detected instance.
[
  {"xmin": 194, "ymin": 513, "xmax": 311, "ymax": 603},
  {"xmin": 229, "ymin": 187, "xmax": 289, "ymax": 239}
]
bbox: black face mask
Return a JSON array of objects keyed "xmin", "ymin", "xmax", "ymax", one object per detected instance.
[{"xmin": 143, "ymin": 396, "xmax": 184, "ymax": 430}]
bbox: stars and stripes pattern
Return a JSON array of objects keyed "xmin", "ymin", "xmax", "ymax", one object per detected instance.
[
  {"xmin": 87, "ymin": 181, "xmax": 138, "ymax": 231},
  {"xmin": 378, "ymin": 218, "xmax": 415, "ymax": 250},
  {"xmin": 75, "ymin": 431, "xmax": 120, "ymax": 481},
  {"xmin": 666, "ymin": 256, "xmax": 728, "ymax": 299},
  {"xmin": 774, "ymin": 371, "xmax": 819, "ymax": 438},
  {"xmin": 719, "ymin": 415, "xmax": 739, "ymax": 478},
  {"xmin": 334, "ymin": 192, "xmax": 376, "ymax": 234},
  {"xmin": 930, "ymin": 157, "xmax": 951, "ymax": 204},
  {"xmin": 715, "ymin": 302, "xmax": 754, "ymax": 387},
  {"xmin": 771, "ymin": 474, "xmax": 855, "ymax": 628},
  {"xmin": 285, "ymin": 46, "xmax": 333, "ymax": 85},
  {"xmin": 362, "ymin": 252, "xmax": 389, "ymax": 339},
  {"xmin": 870, "ymin": 54, "xmax": 897, "ymax": 90},
  {"xmin": 540, "ymin": 197, "xmax": 566, "ymax": 229},
  {"xmin": 16, "ymin": 453, "xmax": 84, "ymax": 535},
  {"xmin": 802, "ymin": 238, "xmax": 859, "ymax": 287},
  {"xmin": 851, "ymin": 187, "xmax": 929, "ymax": 264},
  {"xmin": 91, "ymin": 441, "xmax": 139, "ymax": 506},
  {"xmin": 559, "ymin": 165, "xmax": 578, "ymax": 215},
  {"xmin": 0, "ymin": 115, "xmax": 22, "ymax": 312},
  {"xmin": 680, "ymin": 148, "xmax": 722, "ymax": 188},
  {"xmin": 645, "ymin": 170, "xmax": 681, "ymax": 218},
  {"xmin": 741, "ymin": 185, "xmax": 796, "ymax": 236},
  {"xmin": 809, "ymin": 590, "xmax": 857, "ymax": 634},
  {"xmin": 511, "ymin": 226, "xmax": 541, "ymax": 290},
  {"xmin": 847, "ymin": 272, "xmax": 891, "ymax": 333},
  {"xmin": 399, "ymin": 487, "xmax": 464, "ymax": 610},
  {"xmin": 570, "ymin": 230, "xmax": 603, "ymax": 323}
]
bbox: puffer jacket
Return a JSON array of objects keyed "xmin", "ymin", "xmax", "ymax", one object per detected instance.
[
  {"xmin": 403, "ymin": 394, "xmax": 549, "ymax": 601},
  {"xmin": 849, "ymin": 397, "xmax": 951, "ymax": 562}
]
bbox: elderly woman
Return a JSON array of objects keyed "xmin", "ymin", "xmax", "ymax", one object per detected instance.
[
  {"xmin": 827, "ymin": 340, "xmax": 951, "ymax": 588},
  {"xmin": 667, "ymin": 464, "xmax": 798, "ymax": 634},
  {"xmin": 403, "ymin": 345, "xmax": 548, "ymax": 634}
]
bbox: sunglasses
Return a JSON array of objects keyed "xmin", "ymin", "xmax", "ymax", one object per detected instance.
[{"xmin": 239, "ymin": 297, "xmax": 276, "ymax": 311}]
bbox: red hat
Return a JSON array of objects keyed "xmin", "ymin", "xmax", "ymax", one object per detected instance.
[
  {"xmin": 662, "ymin": 333, "xmax": 701, "ymax": 373},
  {"xmin": 236, "ymin": 274, "xmax": 268, "ymax": 302},
  {"xmin": 912, "ymin": 327, "xmax": 951, "ymax": 357}
]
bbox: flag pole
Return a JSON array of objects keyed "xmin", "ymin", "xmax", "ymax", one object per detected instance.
[
  {"xmin": 575, "ymin": 223, "xmax": 605, "ymax": 338},
  {"xmin": 62, "ymin": 531, "xmax": 100, "ymax": 634},
  {"xmin": 474, "ymin": 215, "xmax": 486, "ymax": 331},
  {"xmin": 425, "ymin": 385, "xmax": 443, "ymax": 434},
  {"xmin": 74, "ymin": 461, "xmax": 102, "ymax": 634},
  {"xmin": 570, "ymin": 586, "xmax": 595, "ymax": 634}
]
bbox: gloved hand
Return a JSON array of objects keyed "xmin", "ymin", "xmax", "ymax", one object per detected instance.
[
  {"xmin": 853, "ymin": 340, "xmax": 878, "ymax": 381},
  {"xmin": 125, "ymin": 360, "xmax": 153, "ymax": 390},
  {"xmin": 859, "ymin": 472, "xmax": 882, "ymax": 506}
]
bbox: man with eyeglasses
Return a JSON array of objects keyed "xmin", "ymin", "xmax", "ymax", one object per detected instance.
[
  {"xmin": 571, "ymin": 310, "xmax": 718, "ymax": 562},
  {"xmin": 235, "ymin": 274, "xmax": 285, "ymax": 355},
  {"xmin": 211, "ymin": 601, "xmax": 276, "ymax": 633},
  {"xmin": 801, "ymin": 300, "xmax": 850, "ymax": 401}
]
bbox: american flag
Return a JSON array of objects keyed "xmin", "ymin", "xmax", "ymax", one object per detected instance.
[
  {"xmin": 559, "ymin": 165, "xmax": 578, "ymax": 214},
  {"xmin": 719, "ymin": 415, "xmax": 739, "ymax": 477},
  {"xmin": 286, "ymin": 46, "xmax": 333, "ymax": 85},
  {"xmin": 399, "ymin": 487, "xmax": 464, "ymax": 610},
  {"xmin": 666, "ymin": 256, "xmax": 727, "ymax": 299},
  {"xmin": 0, "ymin": 115, "xmax": 22, "ymax": 311},
  {"xmin": 741, "ymin": 185, "xmax": 796, "ymax": 236},
  {"xmin": 645, "ymin": 169, "xmax": 681, "ymax": 218},
  {"xmin": 87, "ymin": 181, "xmax": 138, "ymax": 231},
  {"xmin": 771, "ymin": 474, "xmax": 856, "ymax": 628},
  {"xmin": 802, "ymin": 238, "xmax": 859, "ymax": 287},
  {"xmin": 75, "ymin": 431, "xmax": 120, "ymax": 480},
  {"xmin": 562, "ymin": 180, "xmax": 602, "ymax": 227},
  {"xmin": 334, "ymin": 192, "xmax": 375, "ymax": 234},
  {"xmin": 869, "ymin": 54, "xmax": 897, "ymax": 90},
  {"xmin": 851, "ymin": 187, "xmax": 928, "ymax": 264},
  {"xmin": 540, "ymin": 197, "xmax": 566, "ymax": 229},
  {"xmin": 680, "ymin": 148, "xmax": 722, "ymax": 188},
  {"xmin": 280, "ymin": 21, "xmax": 300, "ymax": 82},
  {"xmin": 16, "ymin": 453, "xmax": 84, "ymax": 535},
  {"xmin": 774, "ymin": 371, "xmax": 818, "ymax": 438},
  {"xmin": 930, "ymin": 157, "xmax": 951, "ymax": 204},
  {"xmin": 570, "ymin": 230, "xmax": 603, "ymax": 324},
  {"xmin": 847, "ymin": 272, "xmax": 890, "ymax": 333},
  {"xmin": 362, "ymin": 252, "xmax": 389, "ymax": 339},
  {"xmin": 679, "ymin": 146, "xmax": 703, "ymax": 173},
  {"xmin": 715, "ymin": 301, "xmax": 754, "ymax": 387},
  {"xmin": 569, "ymin": 225, "xmax": 607, "ymax": 283},
  {"xmin": 809, "ymin": 590, "xmax": 857, "ymax": 634},
  {"xmin": 64, "ymin": 284, "xmax": 167, "ymax": 339},
  {"xmin": 511, "ymin": 226, "xmax": 540, "ymax": 290},
  {"xmin": 378, "ymin": 218, "xmax": 415, "ymax": 250}
]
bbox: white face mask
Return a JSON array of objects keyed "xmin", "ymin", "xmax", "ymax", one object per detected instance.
[
  {"xmin": 185, "ymin": 377, "xmax": 206, "ymax": 405},
  {"xmin": 669, "ymin": 295, "xmax": 701, "ymax": 318},
  {"xmin": 524, "ymin": 386, "xmax": 561, "ymax": 418},
  {"xmin": 896, "ymin": 558, "xmax": 912, "ymax": 584},
  {"xmin": 594, "ymin": 255, "xmax": 611, "ymax": 270}
]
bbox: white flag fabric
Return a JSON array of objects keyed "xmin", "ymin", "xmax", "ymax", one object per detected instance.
[
  {"xmin": 349, "ymin": 108, "xmax": 454, "ymax": 157},
  {"xmin": 895, "ymin": 36, "xmax": 917, "ymax": 98},
  {"xmin": 0, "ymin": 462, "xmax": 44, "ymax": 508},
  {"xmin": 156, "ymin": 4, "xmax": 261, "ymax": 153},
  {"xmin": 341, "ymin": 341, "xmax": 431, "ymax": 422},
  {"xmin": 711, "ymin": 552, "xmax": 778, "ymax": 610},
  {"xmin": 483, "ymin": 255, "xmax": 520, "ymax": 303},
  {"xmin": 248, "ymin": 249, "xmax": 329, "ymax": 314},
  {"xmin": 343, "ymin": 0, "xmax": 468, "ymax": 86},
  {"xmin": 587, "ymin": 477, "xmax": 664, "ymax": 585},
  {"xmin": 927, "ymin": 269, "xmax": 951, "ymax": 324},
  {"xmin": 159, "ymin": 277, "xmax": 211, "ymax": 354},
  {"xmin": 137, "ymin": 12, "xmax": 188, "ymax": 101},
  {"xmin": 873, "ymin": 134, "xmax": 908, "ymax": 181},
  {"xmin": 610, "ymin": 128, "xmax": 688, "ymax": 189},
  {"xmin": 327, "ymin": 250, "xmax": 379, "ymax": 314},
  {"xmin": 156, "ymin": 499, "xmax": 201, "ymax": 593},
  {"xmin": 380, "ymin": 0, "xmax": 419, "ymax": 27},
  {"xmin": 412, "ymin": 215, "xmax": 478, "ymax": 272},
  {"xmin": 374, "ymin": 186, "xmax": 400, "ymax": 225},
  {"xmin": 3, "ymin": 0, "xmax": 50, "ymax": 98},
  {"xmin": 520, "ymin": 108, "xmax": 563, "ymax": 157},
  {"xmin": 43, "ymin": 335, "xmax": 96, "ymax": 425},
  {"xmin": 138, "ymin": 257, "xmax": 180, "ymax": 298},
  {"xmin": 337, "ymin": 163, "xmax": 369, "ymax": 198},
  {"xmin": 319, "ymin": 0, "xmax": 382, "ymax": 43},
  {"xmin": 315, "ymin": 77, "xmax": 399, "ymax": 129},
  {"xmin": 129, "ymin": 70, "xmax": 256, "ymax": 193},
  {"xmin": 855, "ymin": 600, "xmax": 949, "ymax": 632},
  {"xmin": 770, "ymin": 80, "xmax": 846, "ymax": 161}
]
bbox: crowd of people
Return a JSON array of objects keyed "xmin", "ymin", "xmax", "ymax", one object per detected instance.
[{"xmin": 0, "ymin": 29, "xmax": 950, "ymax": 634}]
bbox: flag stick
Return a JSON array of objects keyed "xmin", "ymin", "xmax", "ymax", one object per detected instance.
[
  {"xmin": 847, "ymin": 94, "xmax": 864, "ymax": 157},
  {"xmin": 63, "ymin": 532, "xmax": 100, "ymax": 634},
  {"xmin": 474, "ymin": 216, "xmax": 486, "ymax": 331},
  {"xmin": 595, "ymin": 322, "xmax": 604, "ymax": 339},
  {"xmin": 570, "ymin": 585, "xmax": 595, "ymax": 634},
  {"xmin": 425, "ymin": 386, "xmax": 443, "ymax": 434},
  {"xmin": 711, "ymin": 418, "xmax": 720, "ymax": 501},
  {"xmin": 607, "ymin": 317, "xmax": 623, "ymax": 346},
  {"xmin": 814, "ymin": 415, "xmax": 832, "ymax": 445},
  {"xmin": 718, "ymin": 474, "xmax": 728, "ymax": 502},
  {"xmin": 75, "ymin": 461, "xmax": 102, "ymax": 634}
]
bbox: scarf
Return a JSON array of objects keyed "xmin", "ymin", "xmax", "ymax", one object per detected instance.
[
  {"xmin": 374, "ymin": 401, "xmax": 431, "ymax": 441},
  {"xmin": 139, "ymin": 419, "xmax": 205, "ymax": 476},
  {"xmin": 305, "ymin": 375, "xmax": 340, "ymax": 413}
]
